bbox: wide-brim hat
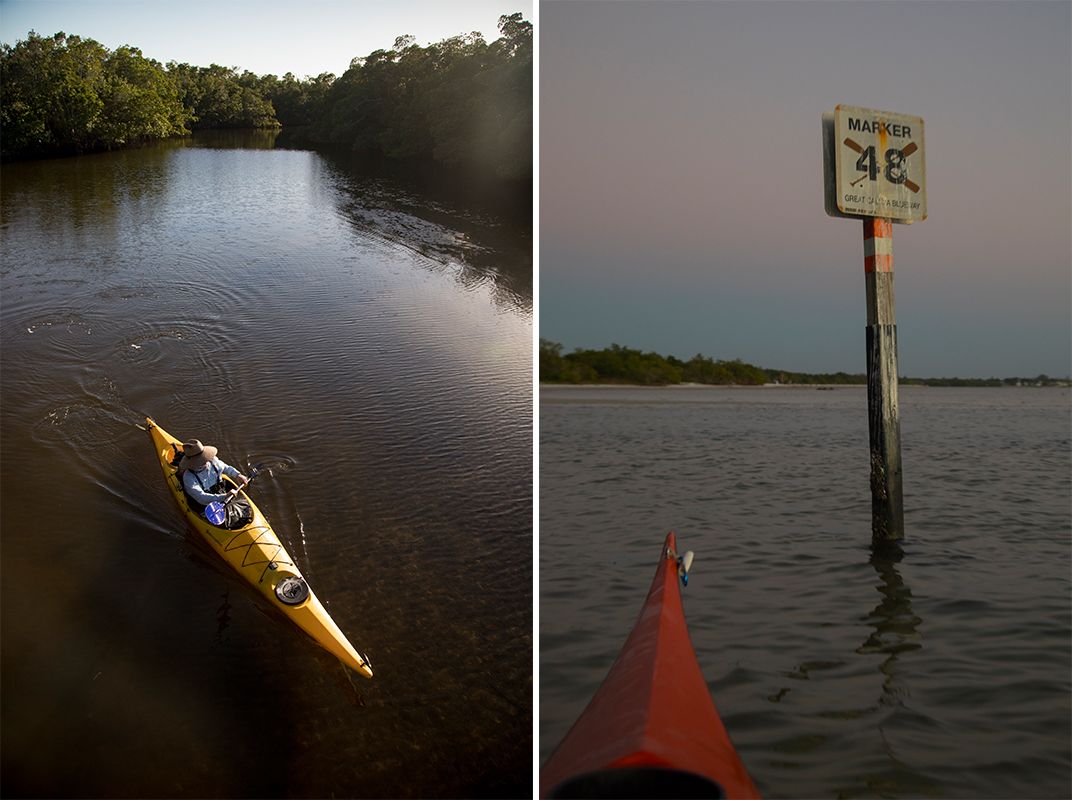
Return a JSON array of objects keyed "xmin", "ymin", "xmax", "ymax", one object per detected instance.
[{"xmin": 180, "ymin": 439, "xmax": 218, "ymax": 470}]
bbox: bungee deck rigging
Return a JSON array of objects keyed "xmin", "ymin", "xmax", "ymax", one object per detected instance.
[{"xmin": 145, "ymin": 417, "xmax": 373, "ymax": 678}]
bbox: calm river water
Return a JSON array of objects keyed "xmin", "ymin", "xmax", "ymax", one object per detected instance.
[
  {"xmin": 1, "ymin": 131, "xmax": 532, "ymax": 798},
  {"xmin": 540, "ymin": 385, "xmax": 1071, "ymax": 799}
]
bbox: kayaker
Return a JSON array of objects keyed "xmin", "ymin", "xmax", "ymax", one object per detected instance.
[{"xmin": 179, "ymin": 439, "xmax": 252, "ymax": 528}]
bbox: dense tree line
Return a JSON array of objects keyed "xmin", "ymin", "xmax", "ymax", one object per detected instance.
[
  {"xmin": 165, "ymin": 63, "xmax": 280, "ymax": 130},
  {"xmin": 540, "ymin": 341, "xmax": 776, "ymax": 386},
  {"xmin": 540, "ymin": 340, "xmax": 1068, "ymax": 387},
  {"xmin": 1, "ymin": 32, "xmax": 189, "ymax": 158},
  {"xmin": 257, "ymin": 72, "xmax": 336, "ymax": 128},
  {"xmin": 310, "ymin": 13, "xmax": 531, "ymax": 178},
  {"xmin": 1, "ymin": 13, "xmax": 531, "ymax": 176}
]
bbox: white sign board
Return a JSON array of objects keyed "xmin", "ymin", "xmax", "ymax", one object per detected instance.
[{"xmin": 832, "ymin": 105, "xmax": 926, "ymax": 223}]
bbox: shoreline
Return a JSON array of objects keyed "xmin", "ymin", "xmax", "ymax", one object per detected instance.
[
  {"xmin": 539, "ymin": 382, "xmax": 859, "ymax": 389},
  {"xmin": 539, "ymin": 382, "xmax": 1070, "ymax": 390}
]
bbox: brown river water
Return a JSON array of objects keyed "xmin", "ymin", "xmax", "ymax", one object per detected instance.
[
  {"xmin": 541, "ymin": 385, "xmax": 1070, "ymax": 799},
  {"xmin": 1, "ymin": 131, "xmax": 532, "ymax": 798}
]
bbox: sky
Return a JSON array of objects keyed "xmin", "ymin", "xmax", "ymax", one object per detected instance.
[
  {"xmin": 0, "ymin": 0, "xmax": 529, "ymax": 78},
  {"xmin": 2, "ymin": 0, "xmax": 1068, "ymax": 378},
  {"xmin": 541, "ymin": 0, "xmax": 1071, "ymax": 379}
]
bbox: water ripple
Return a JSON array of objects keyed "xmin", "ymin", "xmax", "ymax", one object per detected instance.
[{"xmin": 541, "ymin": 385, "xmax": 1071, "ymax": 798}]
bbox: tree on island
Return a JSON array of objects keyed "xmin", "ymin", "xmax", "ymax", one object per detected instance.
[
  {"xmin": 540, "ymin": 340, "xmax": 1067, "ymax": 387},
  {"xmin": 539, "ymin": 340, "xmax": 766, "ymax": 386}
]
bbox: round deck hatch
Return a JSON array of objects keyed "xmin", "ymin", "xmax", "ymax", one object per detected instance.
[{"xmin": 275, "ymin": 576, "xmax": 309, "ymax": 606}]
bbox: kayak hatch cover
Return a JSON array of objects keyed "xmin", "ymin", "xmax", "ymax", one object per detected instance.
[{"xmin": 145, "ymin": 417, "xmax": 373, "ymax": 679}]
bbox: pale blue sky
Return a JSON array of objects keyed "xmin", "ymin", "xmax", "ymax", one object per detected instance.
[
  {"xmin": 541, "ymin": 0, "xmax": 1071, "ymax": 378},
  {"xmin": 0, "ymin": 0, "xmax": 529, "ymax": 77}
]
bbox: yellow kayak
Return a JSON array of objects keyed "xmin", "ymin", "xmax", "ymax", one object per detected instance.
[{"xmin": 145, "ymin": 417, "xmax": 373, "ymax": 678}]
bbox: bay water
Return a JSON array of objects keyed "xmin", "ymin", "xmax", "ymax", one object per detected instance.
[
  {"xmin": 540, "ymin": 384, "xmax": 1070, "ymax": 799},
  {"xmin": 1, "ymin": 131, "xmax": 532, "ymax": 798}
]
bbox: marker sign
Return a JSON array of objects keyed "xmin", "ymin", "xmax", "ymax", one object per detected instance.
[{"xmin": 834, "ymin": 105, "xmax": 926, "ymax": 223}]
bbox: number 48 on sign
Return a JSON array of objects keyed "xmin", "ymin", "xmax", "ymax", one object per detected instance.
[{"xmin": 823, "ymin": 105, "xmax": 927, "ymax": 223}]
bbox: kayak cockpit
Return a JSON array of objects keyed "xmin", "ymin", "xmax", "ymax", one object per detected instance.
[
  {"xmin": 547, "ymin": 766, "xmax": 726, "ymax": 798},
  {"xmin": 163, "ymin": 443, "xmax": 202, "ymax": 510}
]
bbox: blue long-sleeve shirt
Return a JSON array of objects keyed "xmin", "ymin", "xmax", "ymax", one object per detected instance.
[{"xmin": 182, "ymin": 458, "xmax": 241, "ymax": 507}]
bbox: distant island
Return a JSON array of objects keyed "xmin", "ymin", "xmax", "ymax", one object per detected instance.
[
  {"xmin": 0, "ymin": 14, "xmax": 531, "ymax": 178},
  {"xmin": 540, "ymin": 340, "xmax": 1069, "ymax": 388}
]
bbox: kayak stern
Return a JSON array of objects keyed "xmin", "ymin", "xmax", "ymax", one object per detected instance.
[{"xmin": 145, "ymin": 417, "xmax": 373, "ymax": 679}]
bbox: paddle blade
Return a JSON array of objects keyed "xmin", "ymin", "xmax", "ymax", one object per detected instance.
[
  {"xmin": 206, "ymin": 502, "xmax": 226, "ymax": 526},
  {"xmin": 677, "ymin": 550, "xmax": 695, "ymax": 586},
  {"xmin": 681, "ymin": 550, "xmax": 694, "ymax": 573}
]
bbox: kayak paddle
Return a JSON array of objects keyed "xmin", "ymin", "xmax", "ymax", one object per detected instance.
[{"xmin": 206, "ymin": 466, "xmax": 262, "ymax": 525}]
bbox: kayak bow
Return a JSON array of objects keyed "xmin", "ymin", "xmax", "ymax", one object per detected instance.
[
  {"xmin": 541, "ymin": 532, "xmax": 759, "ymax": 798},
  {"xmin": 145, "ymin": 417, "xmax": 373, "ymax": 679}
]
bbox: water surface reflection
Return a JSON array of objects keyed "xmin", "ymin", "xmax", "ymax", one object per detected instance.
[
  {"xmin": 2, "ymin": 132, "xmax": 531, "ymax": 797},
  {"xmin": 859, "ymin": 542, "xmax": 923, "ymax": 703}
]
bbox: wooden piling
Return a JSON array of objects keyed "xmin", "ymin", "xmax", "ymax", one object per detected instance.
[{"xmin": 863, "ymin": 218, "xmax": 904, "ymax": 541}]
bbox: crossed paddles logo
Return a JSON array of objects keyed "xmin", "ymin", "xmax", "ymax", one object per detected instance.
[{"xmin": 843, "ymin": 137, "xmax": 920, "ymax": 193}]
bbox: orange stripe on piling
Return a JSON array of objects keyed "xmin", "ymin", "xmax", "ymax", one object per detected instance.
[
  {"xmin": 863, "ymin": 219, "xmax": 893, "ymax": 273},
  {"xmin": 863, "ymin": 219, "xmax": 893, "ymax": 240},
  {"xmin": 864, "ymin": 255, "xmax": 893, "ymax": 273}
]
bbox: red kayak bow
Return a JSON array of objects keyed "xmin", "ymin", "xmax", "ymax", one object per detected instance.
[{"xmin": 541, "ymin": 532, "xmax": 761, "ymax": 799}]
